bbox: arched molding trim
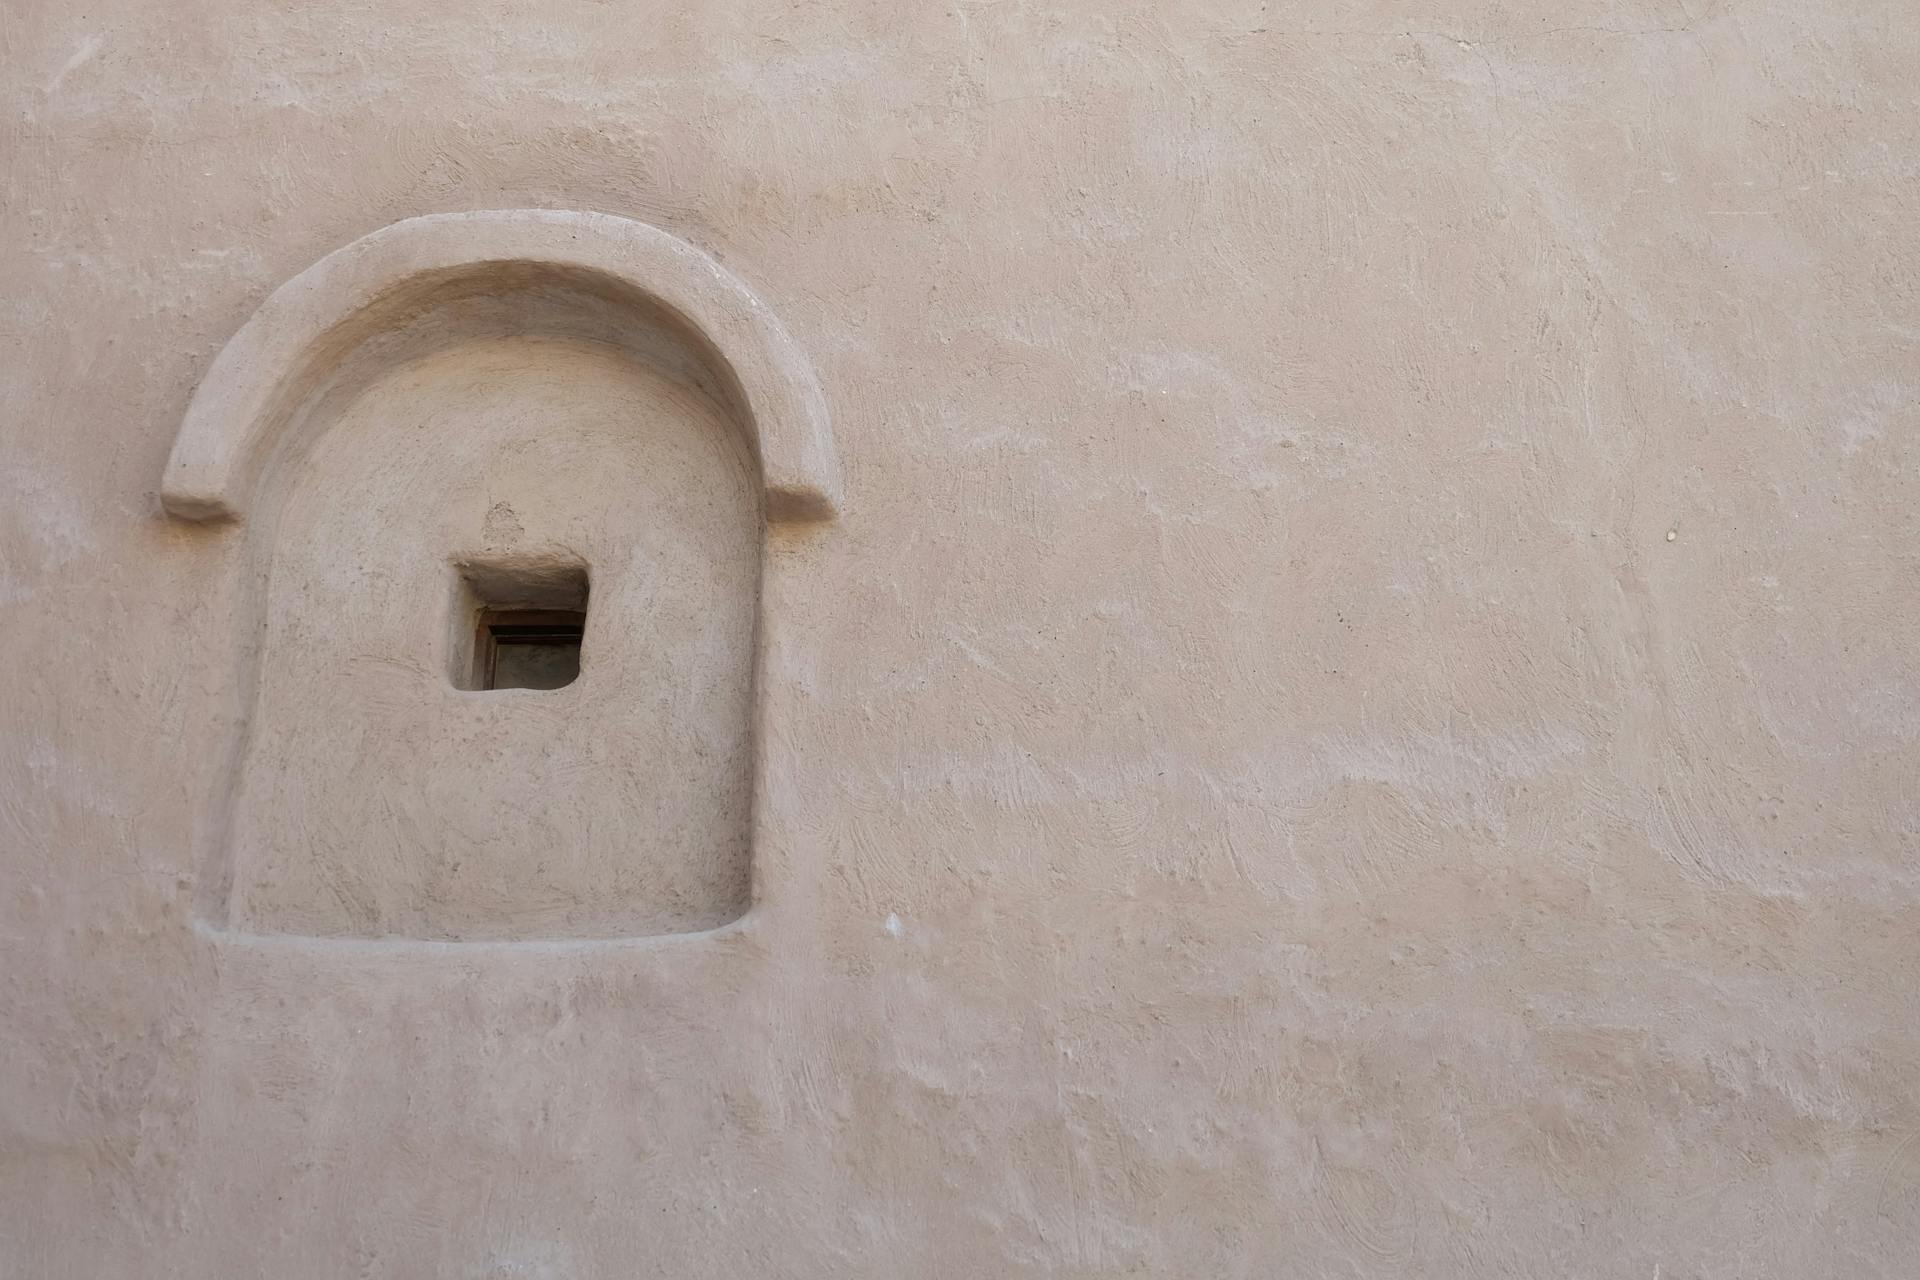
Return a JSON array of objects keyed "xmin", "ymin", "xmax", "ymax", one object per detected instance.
[{"xmin": 161, "ymin": 208, "xmax": 841, "ymax": 525}]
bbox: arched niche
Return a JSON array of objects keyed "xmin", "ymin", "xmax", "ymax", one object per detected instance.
[{"xmin": 165, "ymin": 210, "xmax": 840, "ymax": 941}]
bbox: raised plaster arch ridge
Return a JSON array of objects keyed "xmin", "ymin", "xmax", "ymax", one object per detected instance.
[{"xmin": 161, "ymin": 208, "xmax": 841, "ymax": 525}]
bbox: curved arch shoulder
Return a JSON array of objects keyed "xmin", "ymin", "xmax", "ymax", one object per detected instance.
[{"xmin": 160, "ymin": 209, "xmax": 841, "ymax": 523}]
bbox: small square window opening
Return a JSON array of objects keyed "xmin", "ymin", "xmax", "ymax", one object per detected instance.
[{"xmin": 449, "ymin": 558, "xmax": 590, "ymax": 691}]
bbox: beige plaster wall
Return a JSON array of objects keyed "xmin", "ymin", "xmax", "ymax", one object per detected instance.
[{"xmin": 3, "ymin": 1, "xmax": 1917, "ymax": 1275}]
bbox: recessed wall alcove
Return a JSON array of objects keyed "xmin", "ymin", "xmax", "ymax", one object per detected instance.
[{"xmin": 164, "ymin": 210, "xmax": 840, "ymax": 942}]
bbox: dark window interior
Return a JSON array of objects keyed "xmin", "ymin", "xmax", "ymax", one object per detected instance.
[{"xmin": 474, "ymin": 609, "xmax": 585, "ymax": 690}]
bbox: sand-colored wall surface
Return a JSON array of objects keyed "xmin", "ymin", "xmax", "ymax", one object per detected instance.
[{"xmin": 3, "ymin": 2, "xmax": 1917, "ymax": 1275}]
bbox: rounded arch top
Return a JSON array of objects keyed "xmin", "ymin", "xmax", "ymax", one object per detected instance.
[{"xmin": 161, "ymin": 208, "xmax": 841, "ymax": 524}]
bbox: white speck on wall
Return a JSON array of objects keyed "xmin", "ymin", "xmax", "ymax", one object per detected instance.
[{"xmin": 884, "ymin": 912, "xmax": 903, "ymax": 939}]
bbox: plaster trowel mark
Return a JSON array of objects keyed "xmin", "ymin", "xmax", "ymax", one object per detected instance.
[{"xmin": 47, "ymin": 35, "xmax": 103, "ymax": 94}]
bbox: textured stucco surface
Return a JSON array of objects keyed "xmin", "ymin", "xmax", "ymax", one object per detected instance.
[{"xmin": 3, "ymin": 1, "xmax": 1919, "ymax": 1276}]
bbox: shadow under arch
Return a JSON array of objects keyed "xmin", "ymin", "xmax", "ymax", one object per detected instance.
[{"xmin": 164, "ymin": 210, "xmax": 841, "ymax": 940}]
